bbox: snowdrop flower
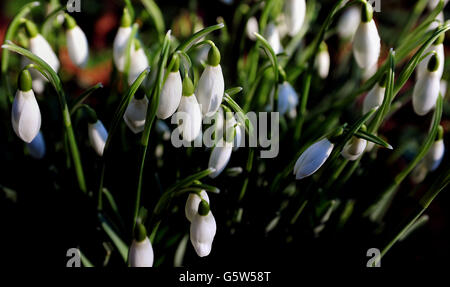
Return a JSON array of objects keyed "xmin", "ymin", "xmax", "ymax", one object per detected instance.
[
  {"xmin": 113, "ymin": 8, "xmax": 132, "ymax": 72},
  {"xmin": 246, "ymin": 17, "xmax": 259, "ymax": 41},
  {"xmin": 264, "ymin": 22, "xmax": 283, "ymax": 55},
  {"xmin": 337, "ymin": 6, "xmax": 360, "ymax": 40},
  {"xmin": 428, "ymin": 0, "xmax": 449, "ymax": 10},
  {"xmin": 352, "ymin": 3, "xmax": 380, "ymax": 69},
  {"xmin": 11, "ymin": 69, "xmax": 41, "ymax": 143},
  {"xmin": 314, "ymin": 42, "xmax": 330, "ymax": 79},
  {"xmin": 196, "ymin": 44, "xmax": 225, "ymax": 117},
  {"xmin": 87, "ymin": 110, "xmax": 108, "ymax": 156},
  {"xmin": 128, "ymin": 39, "xmax": 149, "ymax": 85},
  {"xmin": 123, "ymin": 94, "xmax": 149, "ymax": 133},
  {"xmin": 190, "ymin": 200, "xmax": 216, "ymax": 257},
  {"xmin": 277, "ymin": 81, "xmax": 298, "ymax": 116},
  {"xmin": 27, "ymin": 131, "xmax": 45, "ymax": 159},
  {"xmin": 413, "ymin": 53, "xmax": 441, "ymax": 116},
  {"xmin": 363, "ymin": 74, "xmax": 386, "ymax": 114},
  {"xmin": 341, "ymin": 136, "xmax": 367, "ymax": 161},
  {"xmin": 424, "ymin": 138, "xmax": 445, "ymax": 171},
  {"xmin": 294, "ymin": 138, "xmax": 334, "ymax": 180},
  {"xmin": 362, "ymin": 62, "xmax": 377, "ymax": 82},
  {"xmin": 284, "ymin": 0, "xmax": 306, "ymax": 37},
  {"xmin": 208, "ymin": 139, "xmax": 233, "ymax": 179},
  {"xmin": 157, "ymin": 56, "xmax": 182, "ymax": 119},
  {"xmin": 185, "ymin": 190, "xmax": 210, "ymax": 222},
  {"xmin": 416, "ymin": 33, "xmax": 445, "ymax": 80},
  {"xmin": 25, "ymin": 20, "xmax": 60, "ymax": 73},
  {"xmin": 21, "ymin": 57, "xmax": 46, "ymax": 94},
  {"xmin": 175, "ymin": 76, "xmax": 202, "ymax": 142},
  {"xmin": 64, "ymin": 14, "xmax": 89, "ymax": 68},
  {"xmin": 129, "ymin": 223, "xmax": 154, "ymax": 267}
]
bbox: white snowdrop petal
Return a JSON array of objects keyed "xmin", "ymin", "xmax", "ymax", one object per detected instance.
[
  {"xmin": 190, "ymin": 212, "xmax": 217, "ymax": 257},
  {"xmin": 315, "ymin": 50, "xmax": 330, "ymax": 79},
  {"xmin": 208, "ymin": 141, "xmax": 233, "ymax": 178},
  {"xmin": 11, "ymin": 90, "xmax": 41, "ymax": 143},
  {"xmin": 277, "ymin": 82, "xmax": 298, "ymax": 116},
  {"xmin": 66, "ymin": 26, "xmax": 89, "ymax": 68},
  {"xmin": 341, "ymin": 138, "xmax": 367, "ymax": 161},
  {"xmin": 246, "ymin": 17, "xmax": 259, "ymax": 41},
  {"xmin": 264, "ymin": 23, "xmax": 283, "ymax": 55},
  {"xmin": 157, "ymin": 71, "xmax": 182, "ymax": 119},
  {"xmin": 411, "ymin": 162, "xmax": 428, "ymax": 184},
  {"xmin": 128, "ymin": 48, "xmax": 149, "ymax": 85},
  {"xmin": 195, "ymin": 65, "xmax": 225, "ymax": 117},
  {"xmin": 185, "ymin": 191, "xmax": 210, "ymax": 222},
  {"xmin": 27, "ymin": 131, "xmax": 45, "ymax": 159},
  {"xmin": 416, "ymin": 44, "xmax": 444, "ymax": 80},
  {"xmin": 176, "ymin": 95, "xmax": 203, "ymax": 142},
  {"xmin": 363, "ymin": 83, "xmax": 385, "ymax": 115},
  {"xmin": 294, "ymin": 138, "xmax": 334, "ymax": 179},
  {"xmin": 412, "ymin": 71, "xmax": 440, "ymax": 116},
  {"xmin": 424, "ymin": 139, "xmax": 445, "ymax": 171},
  {"xmin": 123, "ymin": 96, "xmax": 149, "ymax": 133},
  {"xmin": 88, "ymin": 120, "xmax": 108, "ymax": 156},
  {"xmin": 285, "ymin": 0, "xmax": 306, "ymax": 36},
  {"xmin": 337, "ymin": 6, "xmax": 361, "ymax": 39},
  {"xmin": 113, "ymin": 26, "xmax": 132, "ymax": 72},
  {"xmin": 129, "ymin": 237, "xmax": 154, "ymax": 267},
  {"xmin": 29, "ymin": 34, "xmax": 60, "ymax": 73},
  {"xmin": 353, "ymin": 20, "xmax": 380, "ymax": 69}
]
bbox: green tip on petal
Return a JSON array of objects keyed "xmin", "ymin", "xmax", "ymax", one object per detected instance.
[
  {"xmin": 427, "ymin": 53, "xmax": 439, "ymax": 72},
  {"xmin": 437, "ymin": 125, "xmax": 444, "ymax": 141},
  {"xmin": 361, "ymin": 1, "xmax": 373, "ymax": 23},
  {"xmin": 435, "ymin": 32, "xmax": 445, "ymax": 45},
  {"xmin": 379, "ymin": 72, "xmax": 388, "ymax": 87},
  {"xmin": 24, "ymin": 19, "xmax": 38, "ymax": 38},
  {"xmin": 64, "ymin": 13, "xmax": 77, "ymax": 30},
  {"xmin": 121, "ymin": 8, "xmax": 132, "ymax": 27},
  {"xmin": 182, "ymin": 75, "xmax": 194, "ymax": 96},
  {"xmin": 171, "ymin": 55, "xmax": 180, "ymax": 72},
  {"xmin": 319, "ymin": 41, "xmax": 328, "ymax": 52},
  {"xmin": 18, "ymin": 69, "xmax": 33, "ymax": 92},
  {"xmin": 207, "ymin": 44, "xmax": 221, "ymax": 66},
  {"xmin": 198, "ymin": 199, "xmax": 210, "ymax": 216},
  {"xmin": 133, "ymin": 38, "xmax": 141, "ymax": 51},
  {"xmin": 360, "ymin": 124, "xmax": 367, "ymax": 132},
  {"xmin": 134, "ymin": 223, "xmax": 147, "ymax": 242}
]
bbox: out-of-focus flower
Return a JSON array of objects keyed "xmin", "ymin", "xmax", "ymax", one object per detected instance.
[
  {"xmin": 314, "ymin": 42, "xmax": 330, "ymax": 79},
  {"xmin": 246, "ymin": 17, "xmax": 259, "ymax": 41},
  {"xmin": 284, "ymin": 0, "xmax": 306, "ymax": 37},
  {"xmin": 337, "ymin": 6, "xmax": 360, "ymax": 39},
  {"xmin": 27, "ymin": 131, "xmax": 46, "ymax": 159},
  {"xmin": 277, "ymin": 81, "xmax": 298, "ymax": 116},
  {"xmin": 264, "ymin": 22, "xmax": 283, "ymax": 55},
  {"xmin": 363, "ymin": 74, "xmax": 386, "ymax": 114}
]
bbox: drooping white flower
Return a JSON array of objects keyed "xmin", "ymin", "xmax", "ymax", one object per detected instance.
[
  {"xmin": 314, "ymin": 43, "xmax": 330, "ymax": 79},
  {"xmin": 264, "ymin": 22, "xmax": 283, "ymax": 55},
  {"xmin": 157, "ymin": 58, "xmax": 182, "ymax": 119},
  {"xmin": 195, "ymin": 45, "xmax": 225, "ymax": 117},
  {"xmin": 129, "ymin": 223, "xmax": 154, "ymax": 267},
  {"xmin": 190, "ymin": 201, "xmax": 216, "ymax": 257},
  {"xmin": 284, "ymin": 0, "xmax": 306, "ymax": 37},
  {"xmin": 412, "ymin": 54, "xmax": 441, "ymax": 116},
  {"xmin": 113, "ymin": 9, "xmax": 132, "ymax": 72},
  {"xmin": 88, "ymin": 119, "xmax": 108, "ymax": 156},
  {"xmin": 246, "ymin": 17, "xmax": 259, "ymax": 41},
  {"xmin": 26, "ymin": 21, "xmax": 60, "ymax": 73},
  {"xmin": 416, "ymin": 40, "xmax": 444, "ymax": 80},
  {"xmin": 128, "ymin": 40, "xmax": 149, "ymax": 85},
  {"xmin": 277, "ymin": 81, "xmax": 298, "ymax": 116},
  {"xmin": 424, "ymin": 139, "xmax": 445, "ymax": 171},
  {"xmin": 208, "ymin": 139, "xmax": 233, "ymax": 178},
  {"xmin": 65, "ymin": 14, "xmax": 89, "ymax": 68},
  {"xmin": 341, "ymin": 137, "xmax": 367, "ymax": 161},
  {"xmin": 294, "ymin": 138, "xmax": 334, "ymax": 180},
  {"xmin": 175, "ymin": 77, "xmax": 202, "ymax": 142},
  {"xmin": 363, "ymin": 79, "xmax": 386, "ymax": 115},
  {"xmin": 123, "ymin": 94, "xmax": 149, "ymax": 133},
  {"xmin": 185, "ymin": 190, "xmax": 210, "ymax": 222},
  {"xmin": 362, "ymin": 63, "xmax": 378, "ymax": 82},
  {"xmin": 11, "ymin": 69, "xmax": 41, "ymax": 143},
  {"xmin": 352, "ymin": 4, "xmax": 380, "ymax": 69},
  {"xmin": 337, "ymin": 6, "xmax": 361, "ymax": 39},
  {"xmin": 27, "ymin": 131, "xmax": 45, "ymax": 159}
]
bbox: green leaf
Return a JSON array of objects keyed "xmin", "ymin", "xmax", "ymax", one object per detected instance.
[
  {"xmin": 70, "ymin": 83, "xmax": 103, "ymax": 115},
  {"xmin": 176, "ymin": 23, "xmax": 225, "ymax": 52},
  {"xmin": 141, "ymin": 0, "xmax": 165, "ymax": 38},
  {"xmin": 225, "ymin": 87, "xmax": 243, "ymax": 97},
  {"xmin": 166, "ymin": 167, "xmax": 217, "ymax": 194},
  {"xmin": 354, "ymin": 130, "xmax": 393, "ymax": 150},
  {"xmin": 98, "ymin": 213, "xmax": 129, "ymax": 263}
]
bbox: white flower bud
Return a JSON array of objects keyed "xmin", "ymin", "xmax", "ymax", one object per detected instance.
[
  {"xmin": 246, "ymin": 17, "xmax": 259, "ymax": 41},
  {"xmin": 157, "ymin": 71, "xmax": 182, "ymax": 119},
  {"xmin": 27, "ymin": 131, "xmax": 45, "ymax": 159},
  {"xmin": 208, "ymin": 140, "xmax": 233, "ymax": 178},
  {"xmin": 315, "ymin": 49, "xmax": 330, "ymax": 79},
  {"xmin": 29, "ymin": 34, "xmax": 60, "ymax": 73},
  {"xmin": 88, "ymin": 120, "xmax": 108, "ymax": 156},
  {"xmin": 277, "ymin": 81, "xmax": 298, "ymax": 116},
  {"xmin": 12, "ymin": 89, "xmax": 41, "ymax": 143},
  {"xmin": 113, "ymin": 26, "xmax": 132, "ymax": 72},
  {"xmin": 175, "ymin": 94, "xmax": 203, "ymax": 142},
  {"xmin": 284, "ymin": 0, "xmax": 306, "ymax": 37},
  {"xmin": 123, "ymin": 95, "xmax": 149, "ymax": 133},
  {"xmin": 337, "ymin": 7, "xmax": 360, "ymax": 39},
  {"xmin": 264, "ymin": 23, "xmax": 283, "ymax": 55},
  {"xmin": 185, "ymin": 191, "xmax": 210, "ymax": 222},
  {"xmin": 294, "ymin": 138, "xmax": 334, "ymax": 179},
  {"xmin": 362, "ymin": 63, "xmax": 377, "ymax": 82},
  {"xmin": 129, "ymin": 237, "xmax": 154, "ymax": 267},
  {"xmin": 196, "ymin": 65, "xmax": 225, "ymax": 117},
  {"xmin": 66, "ymin": 26, "xmax": 89, "ymax": 68},
  {"xmin": 128, "ymin": 47, "xmax": 149, "ymax": 85},
  {"xmin": 424, "ymin": 139, "xmax": 444, "ymax": 171},
  {"xmin": 352, "ymin": 20, "xmax": 380, "ymax": 69},
  {"xmin": 190, "ymin": 210, "xmax": 216, "ymax": 257},
  {"xmin": 363, "ymin": 83, "xmax": 385, "ymax": 115},
  {"xmin": 341, "ymin": 137, "xmax": 367, "ymax": 161},
  {"xmin": 412, "ymin": 70, "xmax": 440, "ymax": 116}
]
